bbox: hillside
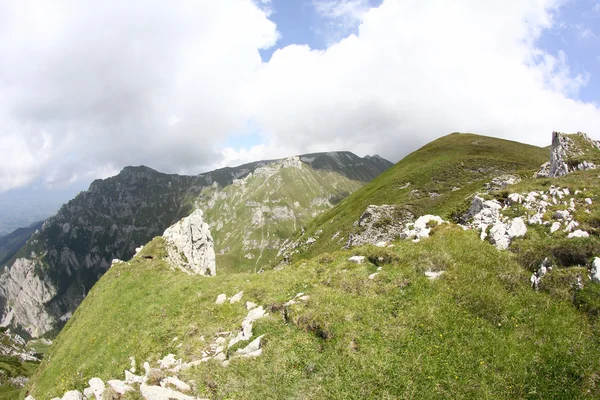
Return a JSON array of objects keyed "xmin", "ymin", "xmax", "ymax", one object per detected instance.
[
  {"xmin": 284, "ymin": 133, "xmax": 548, "ymax": 261},
  {"xmin": 24, "ymin": 131, "xmax": 600, "ymax": 399},
  {"xmin": 0, "ymin": 153, "xmax": 391, "ymax": 339}
]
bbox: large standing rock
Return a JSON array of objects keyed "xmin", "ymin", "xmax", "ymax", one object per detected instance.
[
  {"xmin": 537, "ymin": 132, "xmax": 600, "ymax": 177},
  {"xmin": 163, "ymin": 210, "xmax": 216, "ymax": 276}
]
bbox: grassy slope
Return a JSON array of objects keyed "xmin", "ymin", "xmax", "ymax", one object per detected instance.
[
  {"xmin": 28, "ymin": 227, "xmax": 600, "ymax": 399},
  {"xmin": 293, "ymin": 133, "xmax": 548, "ymax": 260},
  {"xmin": 197, "ymin": 164, "xmax": 363, "ymax": 274}
]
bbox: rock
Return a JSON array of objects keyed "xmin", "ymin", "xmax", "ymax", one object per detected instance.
[
  {"xmin": 568, "ymin": 230, "xmax": 589, "ymax": 238},
  {"xmin": 585, "ymin": 198, "xmax": 593, "ymax": 205},
  {"xmin": 425, "ymin": 271, "xmax": 445, "ymax": 280},
  {"xmin": 591, "ymin": 258, "xmax": 600, "ymax": 283},
  {"xmin": 139, "ymin": 383, "xmax": 196, "ymax": 400},
  {"xmin": 229, "ymin": 291, "xmax": 243, "ymax": 304},
  {"xmin": 553, "ymin": 210, "xmax": 570, "ymax": 220},
  {"xmin": 62, "ymin": 391, "xmax": 84, "ymax": 400},
  {"xmin": 563, "ymin": 220, "xmax": 579, "ymax": 233},
  {"xmin": 246, "ymin": 301, "xmax": 257, "ymax": 310},
  {"xmin": 507, "ymin": 193, "xmax": 524, "ymax": 204},
  {"xmin": 237, "ymin": 334, "xmax": 264, "ymax": 356},
  {"xmin": 347, "ymin": 205, "xmax": 413, "ymax": 247},
  {"xmin": 375, "ymin": 241, "xmax": 387, "ymax": 248},
  {"xmin": 215, "ymin": 294, "xmax": 227, "ymax": 305},
  {"xmin": 83, "ymin": 377, "xmax": 105, "ymax": 400},
  {"xmin": 528, "ymin": 214, "xmax": 543, "ymax": 225},
  {"xmin": 159, "ymin": 354, "xmax": 181, "ymax": 370},
  {"xmin": 531, "ymin": 258, "xmax": 551, "ymax": 290},
  {"xmin": 550, "ymin": 222, "xmax": 561, "ymax": 233},
  {"xmin": 368, "ymin": 272, "xmax": 379, "ymax": 280},
  {"xmin": 507, "ymin": 218, "xmax": 527, "ymax": 239},
  {"xmin": 229, "ymin": 306, "xmax": 266, "ymax": 348},
  {"xmin": 107, "ymin": 380, "xmax": 134, "ymax": 395},
  {"xmin": 163, "ymin": 376, "xmax": 191, "ymax": 392},
  {"xmin": 163, "ymin": 209, "xmax": 216, "ymax": 276},
  {"xmin": 348, "ymin": 256, "xmax": 365, "ymax": 264},
  {"xmin": 125, "ymin": 370, "xmax": 144, "ymax": 384},
  {"xmin": 25, "ymin": 396, "xmax": 35, "ymax": 400},
  {"xmin": 489, "ymin": 222, "xmax": 510, "ymax": 250},
  {"xmin": 490, "ymin": 175, "xmax": 521, "ymax": 190}
]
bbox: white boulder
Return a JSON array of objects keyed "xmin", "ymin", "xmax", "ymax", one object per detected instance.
[
  {"xmin": 83, "ymin": 378, "xmax": 105, "ymax": 400},
  {"xmin": 229, "ymin": 291, "xmax": 243, "ymax": 304},
  {"xmin": 568, "ymin": 230, "xmax": 590, "ymax": 239},
  {"xmin": 139, "ymin": 383, "xmax": 196, "ymax": 400},
  {"xmin": 591, "ymin": 257, "xmax": 600, "ymax": 283},
  {"xmin": 163, "ymin": 209, "xmax": 216, "ymax": 276},
  {"xmin": 215, "ymin": 294, "xmax": 227, "ymax": 305},
  {"xmin": 348, "ymin": 256, "xmax": 365, "ymax": 264},
  {"xmin": 62, "ymin": 391, "xmax": 83, "ymax": 400}
]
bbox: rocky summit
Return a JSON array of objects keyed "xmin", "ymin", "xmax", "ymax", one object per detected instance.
[{"xmin": 6, "ymin": 132, "xmax": 600, "ymax": 400}]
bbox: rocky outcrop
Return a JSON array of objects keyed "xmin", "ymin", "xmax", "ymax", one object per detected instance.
[
  {"xmin": 163, "ymin": 210, "xmax": 216, "ymax": 276},
  {"xmin": 0, "ymin": 258, "xmax": 57, "ymax": 337},
  {"xmin": 346, "ymin": 205, "xmax": 414, "ymax": 247},
  {"xmin": 536, "ymin": 132, "xmax": 600, "ymax": 178}
]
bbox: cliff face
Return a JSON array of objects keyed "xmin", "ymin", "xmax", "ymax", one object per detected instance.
[{"xmin": 0, "ymin": 153, "xmax": 392, "ymax": 337}]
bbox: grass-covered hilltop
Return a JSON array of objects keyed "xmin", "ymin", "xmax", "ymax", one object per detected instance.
[{"xmin": 14, "ymin": 132, "xmax": 600, "ymax": 399}]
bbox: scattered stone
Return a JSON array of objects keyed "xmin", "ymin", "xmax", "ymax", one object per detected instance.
[
  {"xmin": 568, "ymin": 230, "xmax": 589, "ymax": 238},
  {"xmin": 62, "ymin": 391, "xmax": 83, "ymax": 400},
  {"xmin": 348, "ymin": 256, "xmax": 365, "ymax": 264},
  {"xmin": 553, "ymin": 210, "xmax": 570, "ymax": 220},
  {"xmin": 158, "ymin": 354, "xmax": 181, "ymax": 370},
  {"xmin": 139, "ymin": 383, "xmax": 196, "ymax": 400},
  {"xmin": 425, "ymin": 271, "xmax": 445, "ymax": 280},
  {"xmin": 585, "ymin": 198, "xmax": 593, "ymax": 205},
  {"xmin": 550, "ymin": 222, "xmax": 561, "ymax": 233},
  {"xmin": 507, "ymin": 193, "xmax": 524, "ymax": 204},
  {"xmin": 107, "ymin": 380, "xmax": 134, "ymax": 395},
  {"xmin": 591, "ymin": 258, "xmax": 600, "ymax": 284},
  {"xmin": 124, "ymin": 370, "xmax": 144, "ymax": 385},
  {"xmin": 215, "ymin": 294, "xmax": 227, "ymax": 305},
  {"xmin": 229, "ymin": 291, "xmax": 243, "ymax": 304},
  {"xmin": 368, "ymin": 272, "xmax": 379, "ymax": 280},
  {"xmin": 375, "ymin": 241, "xmax": 387, "ymax": 248},
  {"xmin": 83, "ymin": 378, "xmax": 105, "ymax": 400},
  {"xmin": 507, "ymin": 218, "xmax": 527, "ymax": 239},
  {"xmin": 163, "ymin": 376, "xmax": 191, "ymax": 392},
  {"xmin": 563, "ymin": 220, "xmax": 579, "ymax": 233},
  {"xmin": 246, "ymin": 301, "xmax": 257, "ymax": 310}
]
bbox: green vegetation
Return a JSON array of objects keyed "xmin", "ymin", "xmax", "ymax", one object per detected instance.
[
  {"xmin": 28, "ymin": 227, "xmax": 600, "ymax": 399},
  {"xmin": 291, "ymin": 133, "xmax": 548, "ymax": 261},
  {"xmin": 197, "ymin": 163, "xmax": 365, "ymax": 274}
]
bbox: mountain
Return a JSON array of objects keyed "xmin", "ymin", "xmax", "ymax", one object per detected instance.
[
  {"xmin": 25, "ymin": 132, "xmax": 600, "ymax": 399},
  {"xmin": 0, "ymin": 221, "xmax": 44, "ymax": 266},
  {"xmin": 0, "ymin": 153, "xmax": 392, "ymax": 339}
]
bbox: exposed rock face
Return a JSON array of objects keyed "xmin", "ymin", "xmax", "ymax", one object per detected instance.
[
  {"xmin": 347, "ymin": 205, "xmax": 414, "ymax": 247},
  {"xmin": 0, "ymin": 258, "xmax": 57, "ymax": 337},
  {"xmin": 536, "ymin": 132, "xmax": 600, "ymax": 178},
  {"xmin": 163, "ymin": 210, "xmax": 216, "ymax": 276}
]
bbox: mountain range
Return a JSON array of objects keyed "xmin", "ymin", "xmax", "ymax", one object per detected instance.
[{"xmin": 2, "ymin": 132, "xmax": 600, "ymax": 399}]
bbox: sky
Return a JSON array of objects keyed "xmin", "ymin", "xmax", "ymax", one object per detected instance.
[{"xmin": 0, "ymin": 0, "xmax": 600, "ymax": 205}]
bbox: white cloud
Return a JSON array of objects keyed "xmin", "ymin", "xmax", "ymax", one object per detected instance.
[
  {"xmin": 0, "ymin": 0, "xmax": 278, "ymax": 191},
  {"xmin": 243, "ymin": 0, "xmax": 600, "ymax": 163},
  {"xmin": 1, "ymin": 0, "xmax": 600, "ymax": 194}
]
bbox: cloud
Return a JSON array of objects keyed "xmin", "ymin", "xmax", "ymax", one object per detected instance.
[
  {"xmin": 1, "ymin": 0, "xmax": 600, "ymax": 193},
  {"xmin": 0, "ymin": 0, "xmax": 278, "ymax": 191},
  {"xmin": 243, "ymin": 0, "xmax": 600, "ymax": 163}
]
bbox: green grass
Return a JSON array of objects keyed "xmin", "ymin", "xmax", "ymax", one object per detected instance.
[
  {"xmin": 28, "ymin": 227, "xmax": 600, "ymax": 399},
  {"xmin": 289, "ymin": 133, "xmax": 548, "ymax": 261}
]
